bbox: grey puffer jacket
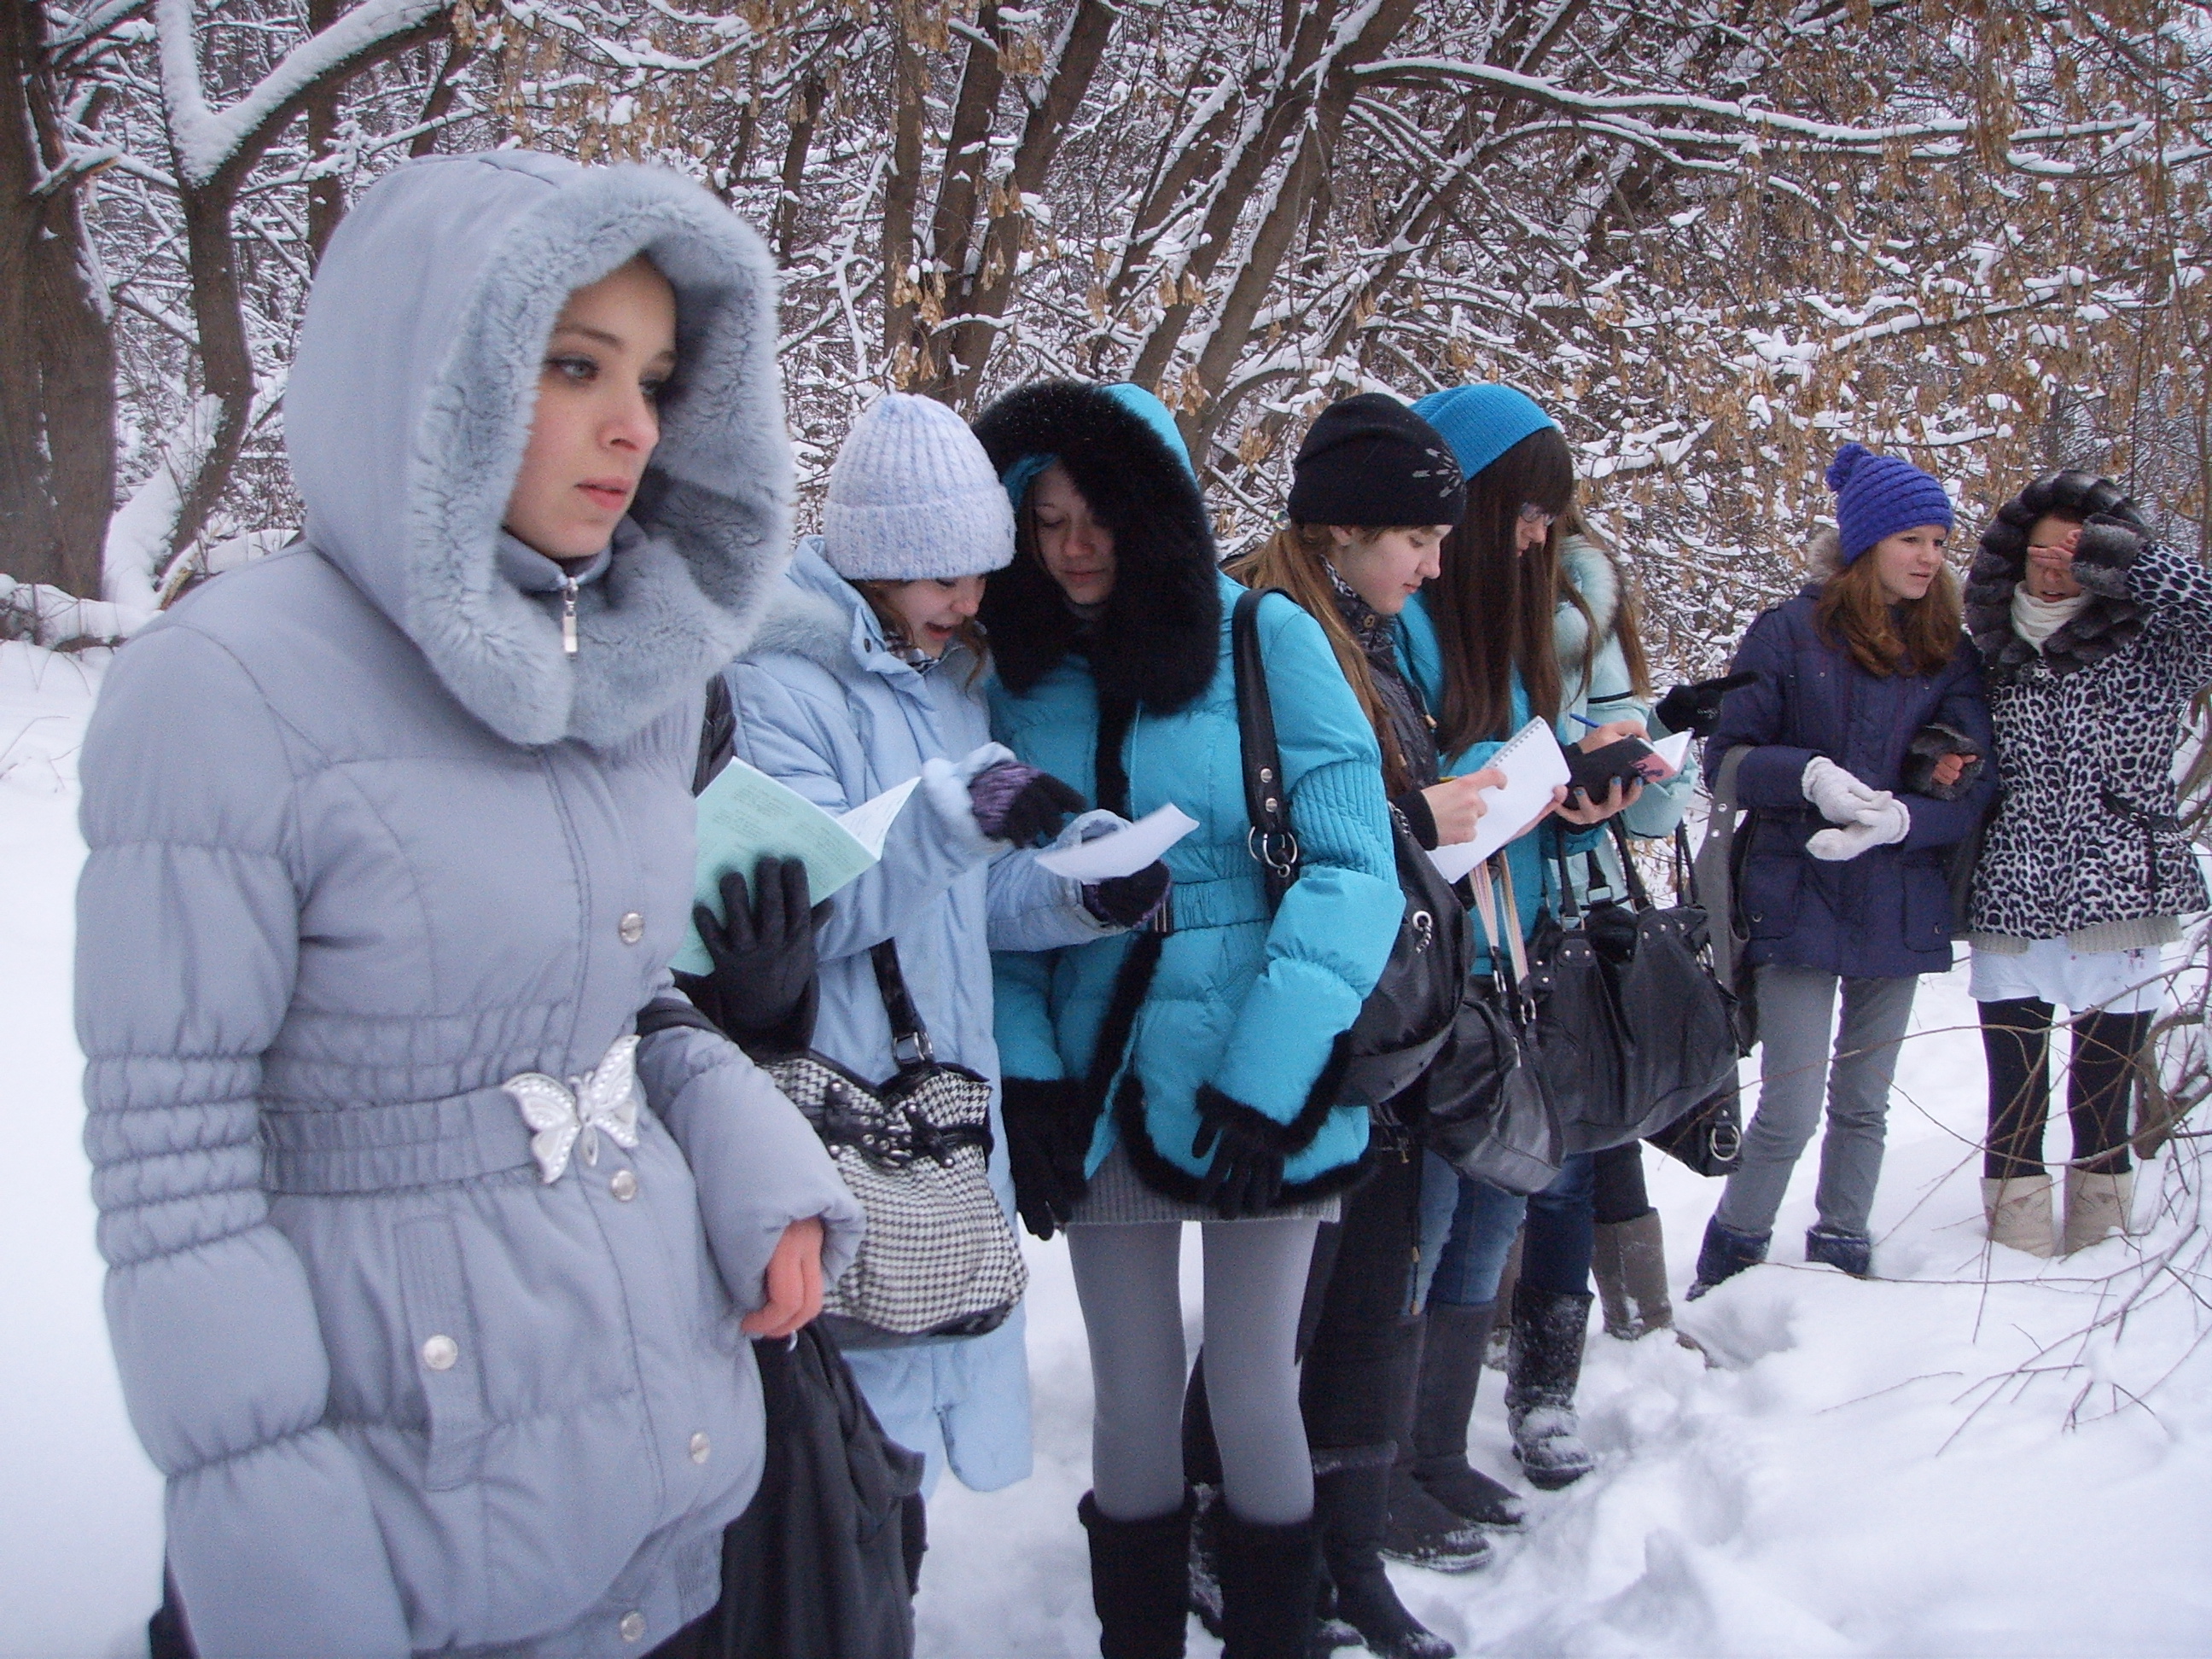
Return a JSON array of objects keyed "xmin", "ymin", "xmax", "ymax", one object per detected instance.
[{"xmin": 74, "ymin": 152, "xmax": 864, "ymax": 1659}]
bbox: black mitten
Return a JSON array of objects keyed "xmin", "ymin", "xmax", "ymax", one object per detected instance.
[
  {"xmin": 1001, "ymin": 1077, "xmax": 1095, "ymax": 1239},
  {"xmin": 1191, "ymin": 1087, "xmax": 1288, "ymax": 1220},
  {"xmin": 1900, "ymin": 721, "xmax": 1985, "ymax": 801},
  {"xmin": 1653, "ymin": 670, "xmax": 1759, "ymax": 740},
  {"xmin": 1082, "ymin": 860, "xmax": 1171, "ymax": 928},
  {"xmin": 672, "ymin": 856, "xmax": 830, "ymax": 1051}
]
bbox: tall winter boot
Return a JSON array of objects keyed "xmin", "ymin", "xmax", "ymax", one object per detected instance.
[
  {"xmin": 1982, "ymin": 1175, "xmax": 2056, "ymax": 1258},
  {"xmin": 1396, "ymin": 1302, "xmax": 1525, "ymax": 1532},
  {"xmin": 1214, "ymin": 1505, "xmax": 1320, "ymax": 1659},
  {"xmin": 1592, "ymin": 1210, "xmax": 1675, "ymax": 1339},
  {"xmin": 1313, "ymin": 1459, "xmax": 1455, "ymax": 1658},
  {"xmin": 1484, "ymin": 1231, "xmax": 1522, "ymax": 1370},
  {"xmin": 1503, "ymin": 1283, "xmax": 1595, "ymax": 1490},
  {"xmin": 2063, "ymin": 1168, "xmax": 2134, "ymax": 1254},
  {"xmin": 1079, "ymin": 1490, "xmax": 1193, "ymax": 1659}
]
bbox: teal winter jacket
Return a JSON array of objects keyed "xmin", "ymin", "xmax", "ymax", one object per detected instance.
[{"xmin": 988, "ymin": 574, "xmax": 1402, "ymax": 1200}]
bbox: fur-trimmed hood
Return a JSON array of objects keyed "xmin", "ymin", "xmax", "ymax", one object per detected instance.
[
  {"xmin": 1964, "ymin": 471, "xmax": 2151, "ymax": 684},
  {"xmin": 286, "ymin": 151, "xmax": 791, "ymax": 748},
  {"xmin": 1552, "ymin": 531, "xmax": 1620, "ymax": 669},
  {"xmin": 970, "ymin": 381, "xmax": 1221, "ymax": 713}
]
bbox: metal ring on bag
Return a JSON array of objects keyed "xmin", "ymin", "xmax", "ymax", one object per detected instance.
[
  {"xmin": 1247, "ymin": 825, "xmax": 1300, "ymax": 877},
  {"xmin": 1709, "ymin": 1119, "xmax": 1742, "ymax": 1162}
]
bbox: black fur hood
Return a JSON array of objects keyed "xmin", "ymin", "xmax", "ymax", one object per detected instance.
[
  {"xmin": 1965, "ymin": 470, "xmax": 2151, "ymax": 684},
  {"xmin": 971, "ymin": 381, "xmax": 1221, "ymax": 713}
]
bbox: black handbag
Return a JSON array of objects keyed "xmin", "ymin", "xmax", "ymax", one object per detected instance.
[
  {"xmin": 1419, "ymin": 857, "xmax": 1564, "ymax": 1195},
  {"xmin": 1640, "ymin": 825, "xmax": 1747, "ymax": 1177},
  {"xmin": 1231, "ymin": 588, "xmax": 1470, "ymax": 1106},
  {"xmin": 1522, "ymin": 818, "xmax": 1739, "ymax": 1156}
]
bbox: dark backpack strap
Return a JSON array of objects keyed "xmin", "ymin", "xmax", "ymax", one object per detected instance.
[
  {"xmin": 869, "ymin": 940, "xmax": 935, "ymax": 1068},
  {"xmin": 1231, "ymin": 588, "xmax": 1301, "ymax": 908}
]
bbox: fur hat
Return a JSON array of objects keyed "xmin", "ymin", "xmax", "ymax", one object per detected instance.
[
  {"xmin": 973, "ymin": 380, "xmax": 1221, "ymax": 714},
  {"xmin": 1287, "ymin": 393, "xmax": 1465, "ymax": 527},
  {"xmin": 1826, "ymin": 443, "xmax": 1953, "ymax": 564},
  {"xmin": 821, "ymin": 393, "xmax": 1015, "ymax": 580}
]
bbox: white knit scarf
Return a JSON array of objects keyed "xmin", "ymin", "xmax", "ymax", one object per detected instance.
[{"xmin": 2011, "ymin": 582, "xmax": 2090, "ymax": 653}]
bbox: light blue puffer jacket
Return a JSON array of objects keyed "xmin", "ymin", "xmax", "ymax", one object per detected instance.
[
  {"xmin": 725, "ymin": 542, "xmax": 1111, "ymax": 1491},
  {"xmin": 73, "ymin": 154, "xmax": 864, "ymax": 1659},
  {"xmin": 989, "ymin": 573, "xmax": 1402, "ymax": 1201}
]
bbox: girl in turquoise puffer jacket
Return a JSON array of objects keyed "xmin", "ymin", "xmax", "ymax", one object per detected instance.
[{"xmin": 976, "ymin": 380, "xmax": 1400, "ymax": 1659}]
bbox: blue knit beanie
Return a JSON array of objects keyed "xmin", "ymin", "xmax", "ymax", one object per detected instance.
[
  {"xmin": 822, "ymin": 393, "xmax": 1016, "ymax": 580},
  {"xmin": 999, "ymin": 381, "xmax": 1194, "ymax": 509},
  {"xmin": 1411, "ymin": 384, "xmax": 1559, "ymax": 482},
  {"xmin": 1826, "ymin": 442, "xmax": 1953, "ymax": 565}
]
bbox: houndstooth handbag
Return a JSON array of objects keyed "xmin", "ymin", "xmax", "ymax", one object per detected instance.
[{"xmin": 763, "ymin": 941, "xmax": 1027, "ymax": 1342}]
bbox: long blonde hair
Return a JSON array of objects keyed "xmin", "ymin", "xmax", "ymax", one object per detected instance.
[{"xmin": 1227, "ymin": 523, "xmax": 1414, "ymax": 794}]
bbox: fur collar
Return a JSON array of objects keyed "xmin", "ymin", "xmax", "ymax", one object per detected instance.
[
  {"xmin": 743, "ymin": 540, "xmax": 869, "ymax": 672},
  {"xmin": 1964, "ymin": 471, "xmax": 2149, "ymax": 684},
  {"xmin": 288, "ymin": 153, "xmax": 791, "ymax": 749},
  {"xmin": 972, "ymin": 381, "xmax": 1221, "ymax": 713},
  {"xmin": 1552, "ymin": 533, "xmax": 1620, "ymax": 667}
]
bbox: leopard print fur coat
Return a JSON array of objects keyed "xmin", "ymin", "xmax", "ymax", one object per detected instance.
[{"xmin": 1964, "ymin": 471, "xmax": 2212, "ymax": 949}]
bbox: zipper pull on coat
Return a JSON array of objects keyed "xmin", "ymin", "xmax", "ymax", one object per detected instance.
[{"xmin": 561, "ymin": 576, "xmax": 579, "ymax": 655}]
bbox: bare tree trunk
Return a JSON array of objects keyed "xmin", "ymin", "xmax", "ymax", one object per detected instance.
[
  {"xmin": 0, "ymin": 0, "xmax": 114, "ymax": 596},
  {"xmin": 305, "ymin": 0, "xmax": 347, "ymax": 263},
  {"xmin": 773, "ymin": 67, "xmax": 826, "ymax": 260},
  {"xmin": 881, "ymin": 7, "xmax": 924, "ymax": 379}
]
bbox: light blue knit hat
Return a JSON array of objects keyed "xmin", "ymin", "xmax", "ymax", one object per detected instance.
[
  {"xmin": 1825, "ymin": 442, "xmax": 1953, "ymax": 564},
  {"xmin": 1411, "ymin": 383, "xmax": 1559, "ymax": 482},
  {"xmin": 822, "ymin": 393, "xmax": 1016, "ymax": 579}
]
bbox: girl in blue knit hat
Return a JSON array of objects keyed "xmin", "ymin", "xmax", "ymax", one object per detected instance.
[
  {"xmin": 1689, "ymin": 441, "xmax": 1994, "ymax": 1295},
  {"xmin": 1388, "ymin": 383, "xmax": 1699, "ymax": 1520}
]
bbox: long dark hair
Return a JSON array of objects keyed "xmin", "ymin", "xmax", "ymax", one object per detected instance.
[{"xmin": 1428, "ymin": 425, "xmax": 1575, "ymax": 754}]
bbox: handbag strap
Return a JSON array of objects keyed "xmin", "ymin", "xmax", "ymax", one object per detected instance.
[
  {"xmin": 869, "ymin": 940, "xmax": 934, "ymax": 1068},
  {"xmin": 1693, "ymin": 745, "xmax": 1754, "ymax": 988},
  {"xmin": 1231, "ymin": 587, "xmax": 1301, "ymax": 908},
  {"xmin": 1604, "ymin": 816, "xmax": 1656, "ymax": 911}
]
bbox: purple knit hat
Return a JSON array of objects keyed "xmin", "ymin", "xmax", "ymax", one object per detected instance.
[{"xmin": 1826, "ymin": 443, "xmax": 1953, "ymax": 564}]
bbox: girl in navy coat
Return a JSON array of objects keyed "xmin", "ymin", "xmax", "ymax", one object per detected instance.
[{"xmin": 1691, "ymin": 445, "xmax": 1994, "ymax": 1292}]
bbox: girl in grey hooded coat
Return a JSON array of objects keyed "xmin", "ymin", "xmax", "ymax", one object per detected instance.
[{"xmin": 74, "ymin": 153, "xmax": 864, "ymax": 1659}]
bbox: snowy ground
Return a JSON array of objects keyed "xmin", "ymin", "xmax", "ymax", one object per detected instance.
[{"xmin": 5, "ymin": 637, "xmax": 2209, "ymax": 1659}]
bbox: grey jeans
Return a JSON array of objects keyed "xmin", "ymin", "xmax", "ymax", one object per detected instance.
[
  {"xmin": 1715, "ymin": 963, "xmax": 1918, "ymax": 1238},
  {"xmin": 1067, "ymin": 1218, "xmax": 1321, "ymax": 1525}
]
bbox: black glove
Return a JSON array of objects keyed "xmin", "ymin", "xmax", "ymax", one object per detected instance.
[
  {"xmin": 1082, "ymin": 860, "xmax": 1171, "ymax": 928},
  {"xmin": 672, "ymin": 856, "xmax": 830, "ymax": 1051},
  {"xmin": 1653, "ymin": 671, "xmax": 1760, "ymax": 741},
  {"xmin": 1191, "ymin": 1086, "xmax": 1287, "ymax": 1220},
  {"xmin": 1001, "ymin": 1077, "xmax": 1096, "ymax": 1239},
  {"xmin": 969, "ymin": 762, "xmax": 1087, "ymax": 845}
]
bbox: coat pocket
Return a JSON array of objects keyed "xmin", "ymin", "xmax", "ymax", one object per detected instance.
[
  {"xmin": 395, "ymin": 1214, "xmax": 491, "ymax": 1491},
  {"xmin": 1742, "ymin": 853, "xmax": 1803, "ymax": 941}
]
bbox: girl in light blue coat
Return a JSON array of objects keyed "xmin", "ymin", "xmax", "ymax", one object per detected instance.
[{"xmin": 716, "ymin": 393, "xmax": 1130, "ymax": 1494}]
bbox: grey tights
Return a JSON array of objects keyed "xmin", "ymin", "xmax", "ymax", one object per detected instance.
[{"xmin": 1067, "ymin": 1218, "xmax": 1320, "ymax": 1525}]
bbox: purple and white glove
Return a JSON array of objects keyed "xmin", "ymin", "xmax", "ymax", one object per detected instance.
[{"xmin": 968, "ymin": 761, "xmax": 1087, "ymax": 845}]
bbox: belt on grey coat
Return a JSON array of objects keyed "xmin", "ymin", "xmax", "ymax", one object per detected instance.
[{"xmin": 261, "ymin": 1089, "xmax": 537, "ymax": 1195}]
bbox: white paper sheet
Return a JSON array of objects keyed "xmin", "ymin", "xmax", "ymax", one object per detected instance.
[
  {"xmin": 1426, "ymin": 718, "xmax": 1571, "ymax": 882},
  {"xmin": 1647, "ymin": 729, "xmax": 1693, "ymax": 777},
  {"xmin": 672, "ymin": 763, "xmax": 918, "ymax": 975},
  {"xmin": 1034, "ymin": 803, "xmax": 1200, "ymax": 881}
]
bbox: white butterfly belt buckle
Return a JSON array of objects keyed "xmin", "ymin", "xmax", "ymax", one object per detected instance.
[{"xmin": 502, "ymin": 1034, "xmax": 643, "ymax": 1185}]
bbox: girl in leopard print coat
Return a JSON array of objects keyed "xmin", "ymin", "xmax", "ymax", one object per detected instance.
[{"xmin": 1964, "ymin": 471, "xmax": 2212, "ymax": 1257}]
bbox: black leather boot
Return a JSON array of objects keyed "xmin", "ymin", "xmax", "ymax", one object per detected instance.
[
  {"xmin": 1215, "ymin": 1504, "xmax": 1321, "ymax": 1659},
  {"xmin": 1313, "ymin": 1459, "xmax": 1456, "ymax": 1657},
  {"xmin": 1080, "ymin": 1490, "xmax": 1193, "ymax": 1659},
  {"xmin": 1397, "ymin": 1301, "xmax": 1527, "ymax": 1532},
  {"xmin": 1504, "ymin": 1284, "xmax": 1594, "ymax": 1490}
]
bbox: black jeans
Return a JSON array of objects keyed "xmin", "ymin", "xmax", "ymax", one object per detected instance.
[{"xmin": 1981, "ymin": 998, "xmax": 2149, "ymax": 1179}]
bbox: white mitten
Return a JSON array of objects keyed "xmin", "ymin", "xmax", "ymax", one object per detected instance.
[
  {"xmin": 1807, "ymin": 796, "xmax": 1910, "ymax": 861},
  {"xmin": 1802, "ymin": 755, "xmax": 1884, "ymax": 824}
]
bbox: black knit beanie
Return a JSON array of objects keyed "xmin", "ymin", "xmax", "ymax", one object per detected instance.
[{"xmin": 1286, "ymin": 393, "xmax": 1468, "ymax": 528}]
